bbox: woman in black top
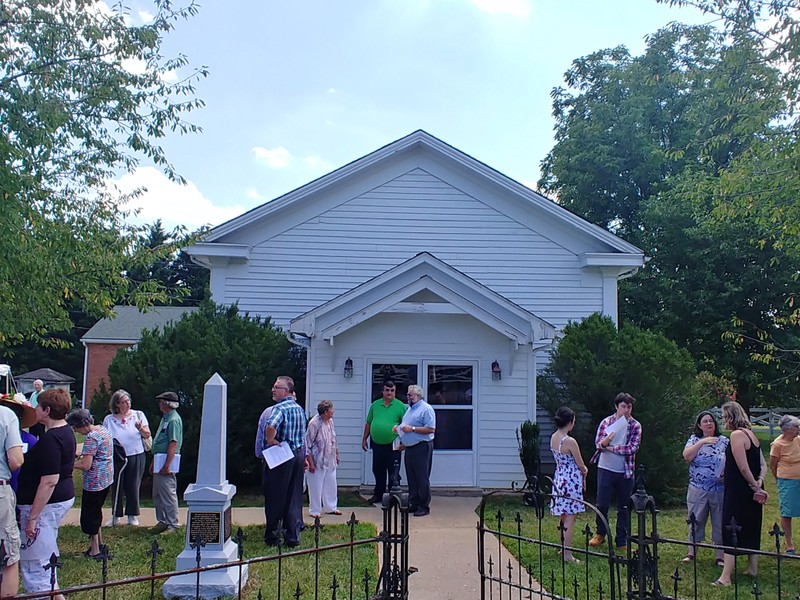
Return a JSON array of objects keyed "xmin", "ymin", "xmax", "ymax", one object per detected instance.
[{"xmin": 17, "ymin": 388, "xmax": 76, "ymax": 600}]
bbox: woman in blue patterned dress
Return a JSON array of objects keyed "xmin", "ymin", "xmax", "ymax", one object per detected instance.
[
  {"xmin": 67, "ymin": 409, "xmax": 114, "ymax": 559},
  {"xmin": 550, "ymin": 406, "xmax": 589, "ymax": 563},
  {"xmin": 681, "ymin": 410, "xmax": 728, "ymax": 565}
]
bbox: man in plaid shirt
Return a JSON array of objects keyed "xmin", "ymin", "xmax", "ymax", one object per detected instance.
[
  {"xmin": 262, "ymin": 376, "xmax": 307, "ymax": 547},
  {"xmin": 589, "ymin": 392, "xmax": 642, "ymax": 551}
]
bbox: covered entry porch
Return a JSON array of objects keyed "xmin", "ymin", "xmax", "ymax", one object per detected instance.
[{"xmin": 289, "ymin": 253, "xmax": 556, "ymax": 488}]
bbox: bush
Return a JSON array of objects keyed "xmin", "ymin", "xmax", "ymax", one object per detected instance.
[
  {"xmin": 538, "ymin": 313, "xmax": 705, "ymax": 505},
  {"xmin": 516, "ymin": 420, "xmax": 541, "ymax": 486},
  {"xmin": 101, "ymin": 301, "xmax": 305, "ymax": 490}
]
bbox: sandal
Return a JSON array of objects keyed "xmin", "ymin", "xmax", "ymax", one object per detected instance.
[
  {"xmin": 715, "ymin": 558, "xmax": 725, "ymax": 567},
  {"xmin": 563, "ymin": 556, "xmax": 581, "ymax": 564},
  {"xmin": 786, "ymin": 548, "xmax": 796, "ymax": 555},
  {"xmin": 681, "ymin": 555, "xmax": 694, "ymax": 563},
  {"xmin": 326, "ymin": 510, "xmax": 342, "ymax": 515},
  {"xmin": 711, "ymin": 580, "xmax": 730, "ymax": 587}
]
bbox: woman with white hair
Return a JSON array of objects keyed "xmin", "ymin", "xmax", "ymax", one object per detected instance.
[
  {"xmin": 305, "ymin": 400, "xmax": 340, "ymax": 518},
  {"xmin": 770, "ymin": 414, "xmax": 800, "ymax": 555}
]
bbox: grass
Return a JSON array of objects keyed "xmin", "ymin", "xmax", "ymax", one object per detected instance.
[
  {"xmin": 61, "ymin": 467, "xmax": 379, "ymax": 599},
  {"xmin": 482, "ymin": 472, "xmax": 800, "ymax": 600},
  {"xmin": 38, "ymin": 521, "xmax": 379, "ymax": 600}
]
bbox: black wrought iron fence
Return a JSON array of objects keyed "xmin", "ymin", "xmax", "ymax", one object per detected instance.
[
  {"xmin": 477, "ymin": 474, "xmax": 800, "ymax": 600},
  {"xmin": 1, "ymin": 490, "xmax": 411, "ymax": 600}
]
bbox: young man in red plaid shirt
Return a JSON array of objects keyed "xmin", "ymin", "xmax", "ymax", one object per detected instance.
[{"xmin": 589, "ymin": 393, "xmax": 642, "ymax": 551}]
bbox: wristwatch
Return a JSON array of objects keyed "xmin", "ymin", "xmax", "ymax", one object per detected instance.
[{"xmin": 412, "ymin": 426, "xmax": 416, "ymax": 432}]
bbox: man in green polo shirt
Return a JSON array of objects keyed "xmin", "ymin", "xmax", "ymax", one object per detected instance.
[
  {"xmin": 150, "ymin": 391, "xmax": 183, "ymax": 534},
  {"xmin": 361, "ymin": 381, "xmax": 407, "ymax": 504}
]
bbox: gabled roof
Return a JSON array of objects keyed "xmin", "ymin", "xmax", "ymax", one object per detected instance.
[
  {"xmin": 16, "ymin": 368, "xmax": 74, "ymax": 384},
  {"xmin": 289, "ymin": 253, "xmax": 556, "ymax": 347},
  {"xmin": 81, "ymin": 306, "xmax": 197, "ymax": 345},
  {"xmin": 200, "ymin": 130, "xmax": 643, "ymax": 258}
]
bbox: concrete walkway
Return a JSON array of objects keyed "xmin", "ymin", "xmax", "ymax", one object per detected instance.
[{"xmin": 63, "ymin": 496, "xmax": 525, "ymax": 600}]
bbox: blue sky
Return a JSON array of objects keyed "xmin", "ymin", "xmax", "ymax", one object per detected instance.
[{"xmin": 118, "ymin": 0, "xmax": 709, "ymax": 230}]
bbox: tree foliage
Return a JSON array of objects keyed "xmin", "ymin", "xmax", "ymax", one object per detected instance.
[
  {"xmin": 126, "ymin": 220, "xmax": 210, "ymax": 306},
  {"xmin": 1, "ymin": 220, "xmax": 209, "ymax": 394},
  {"xmin": 539, "ymin": 22, "xmax": 798, "ymax": 403},
  {"xmin": 655, "ymin": 0, "xmax": 800, "ymax": 390},
  {"xmin": 538, "ymin": 313, "xmax": 706, "ymax": 503},
  {"xmin": 539, "ymin": 23, "xmax": 783, "ymax": 242},
  {"xmin": 0, "ymin": 0, "xmax": 207, "ymax": 346},
  {"xmin": 95, "ymin": 302, "xmax": 306, "ymax": 490}
]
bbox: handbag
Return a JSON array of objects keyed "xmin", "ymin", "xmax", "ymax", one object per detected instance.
[{"xmin": 137, "ymin": 411, "xmax": 153, "ymax": 451}]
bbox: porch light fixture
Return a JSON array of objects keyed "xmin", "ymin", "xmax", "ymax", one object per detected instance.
[
  {"xmin": 344, "ymin": 357, "xmax": 354, "ymax": 379},
  {"xmin": 491, "ymin": 359, "xmax": 502, "ymax": 381}
]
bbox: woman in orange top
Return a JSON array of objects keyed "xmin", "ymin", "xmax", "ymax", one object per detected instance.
[{"xmin": 770, "ymin": 414, "xmax": 800, "ymax": 555}]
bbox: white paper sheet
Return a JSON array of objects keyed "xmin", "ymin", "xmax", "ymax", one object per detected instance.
[
  {"xmin": 153, "ymin": 453, "xmax": 181, "ymax": 473},
  {"xmin": 262, "ymin": 441, "xmax": 293, "ymax": 469},
  {"xmin": 605, "ymin": 416, "xmax": 629, "ymax": 447}
]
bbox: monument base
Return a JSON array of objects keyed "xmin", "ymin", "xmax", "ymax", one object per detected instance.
[{"xmin": 162, "ymin": 564, "xmax": 249, "ymax": 600}]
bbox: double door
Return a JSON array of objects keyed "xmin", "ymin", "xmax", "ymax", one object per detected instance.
[{"xmin": 368, "ymin": 361, "xmax": 475, "ymax": 486}]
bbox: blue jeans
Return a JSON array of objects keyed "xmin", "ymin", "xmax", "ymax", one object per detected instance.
[{"xmin": 595, "ymin": 468, "xmax": 635, "ymax": 547}]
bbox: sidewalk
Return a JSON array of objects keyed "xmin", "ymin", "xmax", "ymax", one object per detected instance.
[{"xmin": 64, "ymin": 496, "xmax": 524, "ymax": 600}]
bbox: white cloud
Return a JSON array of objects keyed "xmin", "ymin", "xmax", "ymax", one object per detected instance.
[
  {"xmin": 252, "ymin": 146, "xmax": 294, "ymax": 169},
  {"xmin": 138, "ymin": 10, "xmax": 154, "ymax": 23},
  {"xmin": 121, "ymin": 57, "xmax": 147, "ymax": 75},
  {"xmin": 114, "ymin": 167, "xmax": 243, "ymax": 230},
  {"xmin": 245, "ymin": 187, "xmax": 265, "ymax": 202},
  {"xmin": 469, "ymin": 0, "xmax": 530, "ymax": 17},
  {"xmin": 303, "ymin": 155, "xmax": 332, "ymax": 171}
]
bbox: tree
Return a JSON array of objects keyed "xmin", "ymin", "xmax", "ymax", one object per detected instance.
[
  {"xmin": 125, "ymin": 220, "xmax": 210, "ymax": 306},
  {"xmin": 97, "ymin": 302, "xmax": 306, "ymax": 490},
  {"xmin": 0, "ymin": 0, "xmax": 207, "ymax": 347},
  {"xmin": 539, "ymin": 23, "xmax": 783, "ymax": 243},
  {"xmin": 656, "ymin": 0, "xmax": 800, "ymax": 389},
  {"xmin": 1, "ymin": 220, "xmax": 209, "ymax": 393},
  {"xmin": 539, "ymin": 22, "xmax": 797, "ymax": 404},
  {"xmin": 538, "ymin": 314, "xmax": 705, "ymax": 503}
]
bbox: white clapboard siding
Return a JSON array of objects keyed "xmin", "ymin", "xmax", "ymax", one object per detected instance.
[
  {"xmin": 306, "ymin": 312, "xmax": 536, "ymax": 487},
  {"xmin": 219, "ymin": 169, "xmax": 602, "ymax": 331},
  {"xmin": 195, "ymin": 134, "xmax": 643, "ymax": 488}
]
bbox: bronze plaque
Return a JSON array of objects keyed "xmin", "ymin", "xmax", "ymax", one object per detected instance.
[
  {"xmin": 224, "ymin": 506, "xmax": 232, "ymax": 542},
  {"xmin": 189, "ymin": 511, "xmax": 221, "ymax": 545}
]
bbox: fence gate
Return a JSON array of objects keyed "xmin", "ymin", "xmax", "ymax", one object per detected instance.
[{"xmin": 477, "ymin": 473, "xmax": 800, "ymax": 600}]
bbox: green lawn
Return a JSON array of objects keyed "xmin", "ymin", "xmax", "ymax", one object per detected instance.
[
  {"xmin": 482, "ymin": 472, "xmax": 800, "ymax": 600},
  {"xmin": 40, "ymin": 521, "xmax": 378, "ymax": 600}
]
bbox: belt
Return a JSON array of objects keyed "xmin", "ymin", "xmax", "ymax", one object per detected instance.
[{"xmin": 0, "ymin": 480, "xmax": 9, "ymax": 486}]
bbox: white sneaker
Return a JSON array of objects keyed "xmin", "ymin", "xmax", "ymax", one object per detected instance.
[
  {"xmin": 127, "ymin": 516, "xmax": 140, "ymax": 526},
  {"xmin": 104, "ymin": 517, "xmax": 119, "ymax": 527}
]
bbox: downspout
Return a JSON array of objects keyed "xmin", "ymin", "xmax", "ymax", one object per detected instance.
[
  {"xmin": 285, "ymin": 331, "xmax": 311, "ymax": 349},
  {"xmin": 285, "ymin": 330, "xmax": 312, "ymax": 415},
  {"xmin": 81, "ymin": 341, "xmax": 89, "ymax": 409}
]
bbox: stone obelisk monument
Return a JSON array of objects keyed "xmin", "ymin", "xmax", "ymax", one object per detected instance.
[{"xmin": 163, "ymin": 373, "xmax": 248, "ymax": 599}]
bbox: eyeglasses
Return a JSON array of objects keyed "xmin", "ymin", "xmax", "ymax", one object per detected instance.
[
  {"xmin": 272, "ymin": 386, "xmax": 288, "ymax": 390},
  {"xmin": 383, "ymin": 388, "xmax": 396, "ymax": 393}
]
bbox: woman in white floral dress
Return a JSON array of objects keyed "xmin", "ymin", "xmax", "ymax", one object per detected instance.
[{"xmin": 550, "ymin": 406, "xmax": 589, "ymax": 563}]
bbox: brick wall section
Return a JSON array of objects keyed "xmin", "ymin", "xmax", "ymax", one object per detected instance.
[{"xmin": 85, "ymin": 343, "xmax": 131, "ymax": 402}]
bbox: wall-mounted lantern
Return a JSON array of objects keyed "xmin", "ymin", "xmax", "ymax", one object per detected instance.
[
  {"xmin": 344, "ymin": 357, "xmax": 354, "ymax": 379},
  {"xmin": 491, "ymin": 359, "xmax": 502, "ymax": 381}
]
